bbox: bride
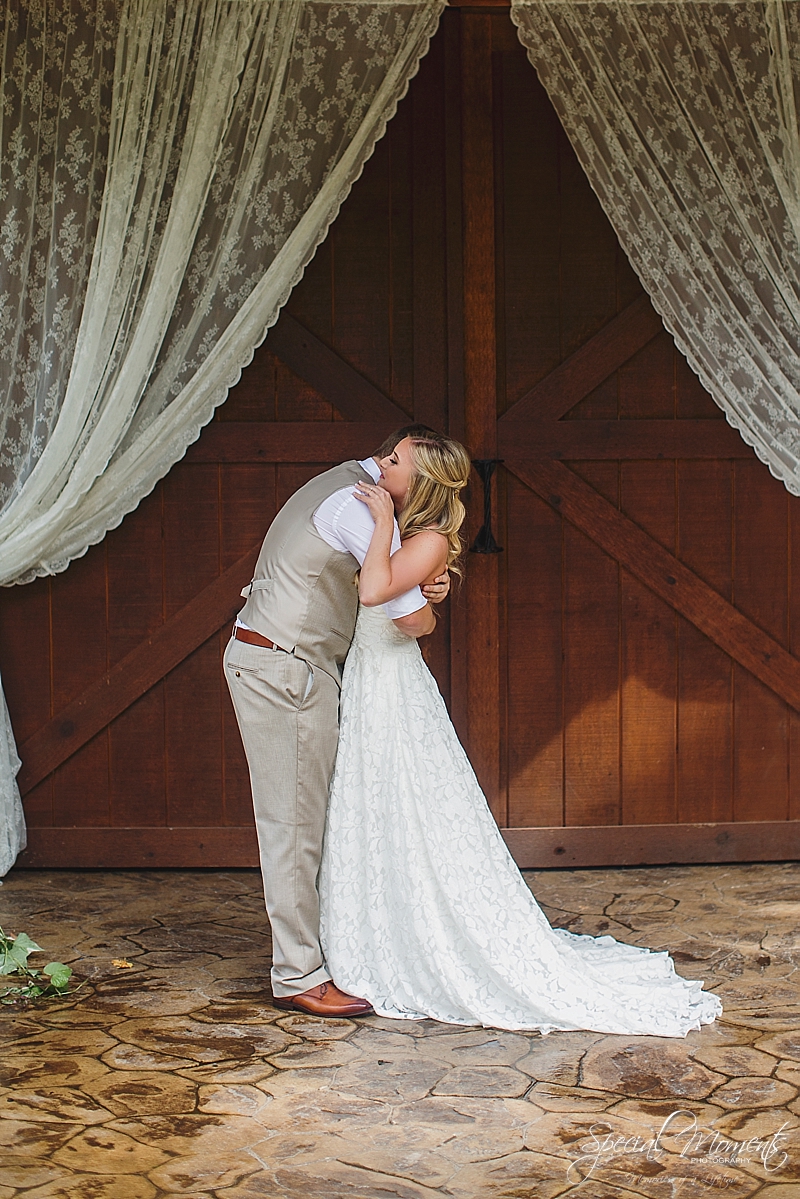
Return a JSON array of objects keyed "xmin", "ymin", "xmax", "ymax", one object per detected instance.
[{"xmin": 318, "ymin": 429, "xmax": 721, "ymax": 1036}]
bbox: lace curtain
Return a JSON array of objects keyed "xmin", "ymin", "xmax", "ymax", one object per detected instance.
[
  {"xmin": 0, "ymin": 0, "xmax": 444, "ymax": 874},
  {"xmin": 511, "ymin": 0, "xmax": 800, "ymax": 493}
]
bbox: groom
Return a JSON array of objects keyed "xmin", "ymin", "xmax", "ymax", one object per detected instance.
[{"xmin": 225, "ymin": 425, "xmax": 449, "ymax": 1017}]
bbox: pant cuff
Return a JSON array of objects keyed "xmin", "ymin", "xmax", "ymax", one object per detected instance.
[{"xmin": 272, "ymin": 965, "xmax": 332, "ymax": 998}]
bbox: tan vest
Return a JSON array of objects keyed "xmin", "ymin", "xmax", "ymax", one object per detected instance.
[{"xmin": 237, "ymin": 460, "xmax": 368, "ymax": 684}]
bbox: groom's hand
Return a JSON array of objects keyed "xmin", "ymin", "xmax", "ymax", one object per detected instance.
[{"xmin": 422, "ymin": 571, "xmax": 450, "ymax": 604}]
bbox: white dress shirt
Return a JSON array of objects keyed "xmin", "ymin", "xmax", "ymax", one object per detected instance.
[
  {"xmin": 312, "ymin": 458, "xmax": 425, "ymax": 619},
  {"xmin": 237, "ymin": 458, "xmax": 424, "ymax": 632}
]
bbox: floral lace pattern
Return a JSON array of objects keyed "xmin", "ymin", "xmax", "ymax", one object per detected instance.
[
  {"xmin": 320, "ymin": 606, "xmax": 722, "ymax": 1035},
  {"xmin": 0, "ymin": 0, "xmax": 118, "ymax": 511},
  {"xmin": 511, "ymin": 0, "xmax": 800, "ymax": 494}
]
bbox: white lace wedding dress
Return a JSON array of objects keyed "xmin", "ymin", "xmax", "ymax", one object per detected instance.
[{"xmin": 319, "ymin": 606, "xmax": 722, "ymax": 1036}]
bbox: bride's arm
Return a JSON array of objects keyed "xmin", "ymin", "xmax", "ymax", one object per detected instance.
[
  {"xmin": 393, "ymin": 604, "xmax": 436, "ymax": 637},
  {"xmin": 354, "ymin": 481, "xmax": 447, "ymax": 606}
]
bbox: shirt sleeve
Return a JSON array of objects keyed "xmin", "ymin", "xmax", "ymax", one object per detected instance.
[{"xmin": 323, "ymin": 487, "xmax": 426, "ymax": 618}]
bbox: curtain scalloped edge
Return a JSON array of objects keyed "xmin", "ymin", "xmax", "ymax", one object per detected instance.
[
  {"xmin": 4, "ymin": 1, "xmax": 446, "ymax": 589},
  {"xmin": 656, "ymin": 301, "xmax": 800, "ymax": 497}
]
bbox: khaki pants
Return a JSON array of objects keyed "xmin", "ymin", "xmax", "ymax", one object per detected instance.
[{"xmin": 223, "ymin": 635, "xmax": 339, "ymax": 996}]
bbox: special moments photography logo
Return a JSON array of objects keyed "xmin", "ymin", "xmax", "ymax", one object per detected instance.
[{"xmin": 568, "ymin": 1109, "xmax": 791, "ymax": 1187}]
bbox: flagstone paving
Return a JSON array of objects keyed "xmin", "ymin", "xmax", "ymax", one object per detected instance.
[{"xmin": 2, "ymin": 863, "xmax": 800, "ymax": 1198}]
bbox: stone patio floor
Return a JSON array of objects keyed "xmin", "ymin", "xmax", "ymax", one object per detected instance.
[{"xmin": 2, "ymin": 865, "xmax": 800, "ymax": 1199}]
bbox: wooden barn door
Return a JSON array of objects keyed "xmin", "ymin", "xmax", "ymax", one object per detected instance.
[
  {"xmin": 5, "ymin": 4, "xmax": 800, "ymax": 868},
  {"xmin": 463, "ymin": 8, "xmax": 800, "ymax": 866}
]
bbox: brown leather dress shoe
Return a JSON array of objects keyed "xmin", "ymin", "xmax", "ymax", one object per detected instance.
[{"xmin": 273, "ymin": 981, "xmax": 373, "ymax": 1018}]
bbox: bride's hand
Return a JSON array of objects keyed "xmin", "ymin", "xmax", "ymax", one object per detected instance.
[
  {"xmin": 422, "ymin": 571, "xmax": 450, "ymax": 603},
  {"xmin": 354, "ymin": 480, "xmax": 395, "ymax": 524}
]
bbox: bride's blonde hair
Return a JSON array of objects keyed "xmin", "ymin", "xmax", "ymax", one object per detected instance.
[{"xmin": 398, "ymin": 433, "xmax": 472, "ymax": 577}]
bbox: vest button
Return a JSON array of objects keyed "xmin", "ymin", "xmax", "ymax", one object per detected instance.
[{"xmin": 235, "ymin": 671, "xmax": 241, "ymax": 677}]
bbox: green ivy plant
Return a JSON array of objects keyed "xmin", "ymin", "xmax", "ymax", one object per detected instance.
[{"xmin": 0, "ymin": 926, "xmax": 76, "ymax": 1003}]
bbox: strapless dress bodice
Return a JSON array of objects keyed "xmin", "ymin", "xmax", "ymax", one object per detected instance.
[{"xmin": 350, "ymin": 604, "xmax": 422, "ymax": 655}]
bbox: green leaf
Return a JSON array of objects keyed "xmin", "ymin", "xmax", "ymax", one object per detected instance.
[
  {"xmin": 43, "ymin": 963, "xmax": 72, "ymax": 990},
  {"xmin": 0, "ymin": 931, "xmax": 43, "ymax": 975},
  {"xmin": 12, "ymin": 933, "xmax": 43, "ymax": 957}
]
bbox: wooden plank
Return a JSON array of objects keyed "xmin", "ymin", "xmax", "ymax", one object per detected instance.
[
  {"xmin": 564, "ymin": 466, "xmax": 620, "ymax": 826},
  {"xmin": 20, "ymin": 779, "xmax": 54, "ymax": 830},
  {"xmin": 412, "ymin": 31, "xmax": 448, "ymax": 437},
  {"xmin": 564, "ymin": 460, "xmax": 619, "ymax": 826},
  {"xmin": 506, "ymin": 457, "xmax": 800, "ymax": 711},
  {"xmin": 676, "ymin": 342, "xmax": 721, "ymax": 419},
  {"xmin": 461, "ymin": 11, "xmax": 502, "ymax": 819},
  {"xmin": 220, "ymin": 465, "xmax": 277, "ymax": 570},
  {"xmin": 620, "ymin": 462, "xmax": 677, "ymax": 824},
  {"xmin": 564, "ymin": 355, "xmax": 618, "ymax": 423},
  {"xmin": 265, "ymin": 313, "xmax": 406, "ymax": 425},
  {"xmin": 507, "ymin": 477, "xmax": 563, "ymax": 826},
  {"xmin": 165, "ymin": 640, "xmax": 222, "ymax": 825},
  {"xmin": 329, "ymin": 131, "xmax": 397, "ymax": 410},
  {"xmin": 17, "ymin": 826, "xmax": 259, "ymax": 869},
  {"xmin": 106, "ymin": 489, "xmax": 166, "ymax": 828},
  {"xmin": 389, "ymin": 86, "xmax": 415, "ymax": 415},
  {"xmin": 491, "ymin": 19, "xmax": 511, "ymax": 815},
  {"xmin": 497, "ymin": 37, "xmax": 562, "ymax": 412},
  {"xmin": 733, "ymin": 460, "xmax": 789, "ymax": 821},
  {"xmin": 618, "ymin": 369, "xmax": 676, "ymax": 827},
  {"xmin": 50, "ymin": 544, "xmax": 109, "ymax": 828},
  {"xmin": 792, "ymin": 491, "xmax": 800, "ymax": 819},
  {"xmin": 164, "ymin": 465, "xmax": 222, "ymax": 827},
  {"xmin": 559, "ymin": 103, "xmax": 619, "ymax": 365},
  {"xmin": 17, "ymin": 542, "xmax": 261, "ymax": 796},
  {"xmin": 220, "ymin": 463, "xmax": 277, "ymax": 825},
  {"xmin": 286, "ymin": 207, "xmax": 334, "ymax": 349},
  {"xmin": 443, "ymin": 11, "xmax": 468, "ymax": 740},
  {"xmin": 674, "ymin": 354, "xmax": 738, "ymax": 820},
  {"xmin": 190, "ymin": 419, "xmax": 752, "ymax": 463},
  {"xmin": 20, "ymin": 816, "xmax": 800, "ymax": 870},
  {"xmin": 565, "ymin": 379, "xmax": 618, "ymax": 423},
  {"xmin": 218, "ymin": 342, "xmax": 278, "ymax": 421},
  {"xmin": 502, "ymin": 821, "xmax": 800, "ymax": 869},
  {"xmin": 501, "ymin": 295, "xmax": 663, "ymax": 425},
  {"xmin": 185, "ymin": 422, "xmax": 394, "ymax": 464},
  {"xmin": 461, "ymin": 12, "xmax": 496, "ymax": 452},
  {"xmin": 18, "ymin": 818, "xmax": 800, "ymax": 870},
  {"xmin": 491, "ymin": 43, "xmax": 508, "ymax": 426},
  {"xmin": 443, "ymin": 9, "xmax": 465, "ymax": 447},
  {"xmin": 676, "ymin": 461, "xmax": 733, "ymax": 823},
  {"xmin": 497, "ymin": 420, "xmax": 751, "ymax": 460},
  {"xmin": 621, "ymin": 572, "xmax": 677, "ymax": 823},
  {"xmin": 274, "ymin": 358, "xmax": 336, "ymax": 423},
  {"xmin": 620, "ymin": 330, "xmax": 676, "ymax": 419},
  {"xmin": 0, "ymin": 577, "xmax": 52, "ymax": 745}
]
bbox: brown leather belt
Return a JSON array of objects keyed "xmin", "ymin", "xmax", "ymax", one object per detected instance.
[{"xmin": 234, "ymin": 626, "xmax": 276, "ymax": 649}]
